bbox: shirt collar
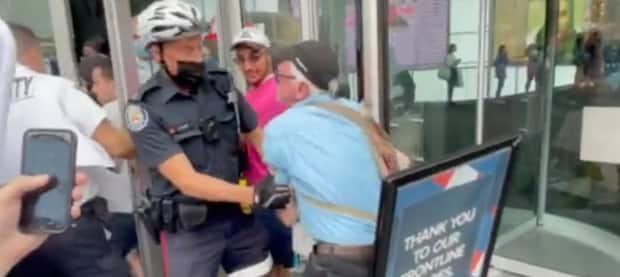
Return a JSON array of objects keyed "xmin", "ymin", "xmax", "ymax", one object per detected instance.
[
  {"xmin": 294, "ymin": 91, "xmax": 332, "ymax": 108},
  {"xmin": 147, "ymin": 70, "xmax": 195, "ymax": 103},
  {"xmin": 248, "ymin": 74, "xmax": 274, "ymax": 90}
]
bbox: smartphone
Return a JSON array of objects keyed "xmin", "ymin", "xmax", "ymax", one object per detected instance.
[{"xmin": 20, "ymin": 129, "xmax": 77, "ymax": 234}]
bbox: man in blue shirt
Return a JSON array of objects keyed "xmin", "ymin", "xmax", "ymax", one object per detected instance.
[{"xmin": 263, "ymin": 40, "xmax": 381, "ymax": 276}]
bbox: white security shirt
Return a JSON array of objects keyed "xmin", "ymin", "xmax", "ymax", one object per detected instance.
[
  {"xmin": 97, "ymin": 100, "xmax": 134, "ymax": 213},
  {"xmin": 0, "ymin": 64, "xmax": 115, "ymax": 204},
  {"xmin": 0, "ymin": 18, "xmax": 16, "ymax": 151}
]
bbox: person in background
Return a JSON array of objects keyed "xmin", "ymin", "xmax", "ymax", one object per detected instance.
[
  {"xmin": 78, "ymin": 54, "xmax": 144, "ymax": 277},
  {"xmin": 132, "ymin": 16, "xmax": 158, "ymax": 84},
  {"xmin": 9, "ymin": 24, "xmax": 46, "ymax": 74},
  {"xmin": 445, "ymin": 43, "xmax": 461, "ymax": 104},
  {"xmin": 583, "ymin": 30, "xmax": 604, "ymax": 87},
  {"xmin": 231, "ymin": 27, "xmax": 292, "ymax": 277},
  {"xmin": 264, "ymin": 40, "xmax": 381, "ymax": 276},
  {"xmin": 82, "ymin": 35, "xmax": 109, "ymax": 58},
  {"xmin": 572, "ymin": 33, "xmax": 587, "ymax": 86},
  {"xmin": 392, "ymin": 70, "xmax": 415, "ymax": 112},
  {"xmin": 525, "ymin": 44, "xmax": 541, "ymax": 94},
  {"xmin": 0, "ymin": 17, "xmax": 16, "ymax": 126},
  {"xmin": 79, "ymin": 54, "xmax": 115, "ymax": 104},
  {"xmin": 494, "ymin": 45, "xmax": 509, "ymax": 98},
  {"xmin": 0, "ymin": 16, "xmax": 87, "ymax": 277},
  {"xmin": 5, "ymin": 23, "xmax": 135, "ymax": 277}
]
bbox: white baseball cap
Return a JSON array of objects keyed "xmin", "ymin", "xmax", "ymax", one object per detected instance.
[{"xmin": 231, "ymin": 27, "xmax": 271, "ymax": 50}]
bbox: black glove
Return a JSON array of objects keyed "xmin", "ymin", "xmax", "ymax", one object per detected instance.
[{"xmin": 254, "ymin": 175, "xmax": 291, "ymax": 209}]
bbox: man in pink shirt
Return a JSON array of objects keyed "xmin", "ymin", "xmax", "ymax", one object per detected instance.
[{"xmin": 232, "ymin": 27, "xmax": 291, "ymax": 277}]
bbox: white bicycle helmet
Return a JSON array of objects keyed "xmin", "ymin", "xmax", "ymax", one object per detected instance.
[{"xmin": 137, "ymin": 0, "xmax": 203, "ymax": 46}]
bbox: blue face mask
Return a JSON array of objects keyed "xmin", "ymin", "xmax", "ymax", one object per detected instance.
[{"xmin": 134, "ymin": 40, "xmax": 151, "ymax": 60}]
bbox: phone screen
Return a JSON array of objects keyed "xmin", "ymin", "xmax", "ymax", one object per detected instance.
[{"xmin": 21, "ymin": 132, "xmax": 75, "ymax": 232}]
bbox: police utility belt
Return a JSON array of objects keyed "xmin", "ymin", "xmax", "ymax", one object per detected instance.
[{"xmin": 137, "ymin": 192, "xmax": 214, "ymax": 243}]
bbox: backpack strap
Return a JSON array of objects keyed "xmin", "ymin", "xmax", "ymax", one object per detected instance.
[
  {"xmin": 298, "ymin": 192, "xmax": 377, "ymax": 223},
  {"xmin": 311, "ymin": 101, "xmax": 390, "ymax": 177},
  {"xmin": 292, "ymin": 101, "xmax": 390, "ymax": 223}
]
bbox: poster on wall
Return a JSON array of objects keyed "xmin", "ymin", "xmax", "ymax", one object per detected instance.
[
  {"xmin": 374, "ymin": 137, "xmax": 519, "ymax": 277},
  {"xmin": 344, "ymin": 0, "xmax": 449, "ymax": 72}
]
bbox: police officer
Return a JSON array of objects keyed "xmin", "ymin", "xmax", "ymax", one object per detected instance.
[{"xmin": 130, "ymin": 2, "xmax": 291, "ymax": 277}]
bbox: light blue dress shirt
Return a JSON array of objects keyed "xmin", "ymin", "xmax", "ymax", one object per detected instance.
[{"xmin": 263, "ymin": 92, "xmax": 381, "ymax": 245}]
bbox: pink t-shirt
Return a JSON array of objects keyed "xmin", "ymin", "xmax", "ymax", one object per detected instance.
[{"xmin": 245, "ymin": 75, "xmax": 288, "ymax": 185}]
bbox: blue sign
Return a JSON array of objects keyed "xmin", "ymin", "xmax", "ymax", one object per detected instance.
[{"xmin": 381, "ymin": 147, "xmax": 513, "ymax": 277}]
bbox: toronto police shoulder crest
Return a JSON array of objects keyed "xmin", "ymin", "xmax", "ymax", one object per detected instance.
[{"xmin": 125, "ymin": 104, "xmax": 149, "ymax": 132}]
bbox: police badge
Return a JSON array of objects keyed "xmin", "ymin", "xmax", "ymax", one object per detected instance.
[{"xmin": 125, "ymin": 104, "xmax": 149, "ymax": 132}]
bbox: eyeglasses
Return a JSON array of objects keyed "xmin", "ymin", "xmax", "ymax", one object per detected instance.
[{"xmin": 274, "ymin": 72, "xmax": 296, "ymax": 83}]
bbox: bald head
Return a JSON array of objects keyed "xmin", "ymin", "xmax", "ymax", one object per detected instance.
[{"xmin": 8, "ymin": 23, "xmax": 45, "ymax": 73}]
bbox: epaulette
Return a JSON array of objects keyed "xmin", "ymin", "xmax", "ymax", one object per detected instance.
[
  {"xmin": 206, "ymin": 69, "xmax": 234, "ymax": 98},
  {"xmin": 136, "ymin": 77, "xmax": 162, "ymax": 101}
]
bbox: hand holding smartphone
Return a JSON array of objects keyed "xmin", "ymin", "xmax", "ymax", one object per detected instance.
[{"xmin": 19, "ymin": 129, "xmax": 77, "ymax": 234}]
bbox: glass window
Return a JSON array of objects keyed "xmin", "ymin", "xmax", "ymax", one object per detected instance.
[
  {"xmin": 1, "ymin": 0, "xmax": 59, "ymax": 74},
  {"xmin": 386, "ymin": 0, "xmax": 475, "ymax": 164},
  {"xmin": 547, "ymin": 0, "xmax": 620, "ymax": 237},
  {"xmin": 492, "ymin": 0, "xmax": 620, "ymax": 275},
  {"xmin": 486, "ymin": 0, "xmax": 546, "ymax": 236},
  {"xmin": 317, "ymin": 0, "xmax": 360, "ymax": 101},
  {"xmin": 240, "ymin": 0, "xmax": 302, "ymax": 47},
  {"xmin": 68, "ymin": 0, "xmax": 154, "ymax": 59},
  {"xmin": 182, "ymin": 0, "xmax": 219, "ymax": 67}
]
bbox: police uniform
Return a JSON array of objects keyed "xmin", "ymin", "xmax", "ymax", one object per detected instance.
[
  {"xmin": 3, "ymin": 64, "xmax": 130, "ymax": 277},
  {"xmin": 127, "ymin": 69, "xmax": 271, "ymax": 277}
]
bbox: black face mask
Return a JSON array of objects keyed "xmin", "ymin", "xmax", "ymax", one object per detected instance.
[{"xmin": 169, "ymin": 61, "xmax": 205, "ymax": 90}]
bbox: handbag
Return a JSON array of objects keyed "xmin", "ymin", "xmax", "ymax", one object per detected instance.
[{"xmin": 438, "ymin": 64, "xmax": 451, "ymax": 80}]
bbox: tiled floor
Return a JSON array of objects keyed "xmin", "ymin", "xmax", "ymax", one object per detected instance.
[
  {"xmin": 489, "ymin": 268, "xmax": 525, "ymax": 277},
  {"xmin": 496, "ymin": 227, "xmax": 620, "ymax": 277},
  {"xmin": 287, "ymin": 263, "xmax": 524, "ymax": 276}
]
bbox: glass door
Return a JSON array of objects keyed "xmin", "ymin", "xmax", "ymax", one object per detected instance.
[
  {"xmin": 485, "ymin": 0, "xmax": 546, "ymax": 236},
  {"xmin": 385, "ymin": 0, "xmax": 477, "ymax": 165}
]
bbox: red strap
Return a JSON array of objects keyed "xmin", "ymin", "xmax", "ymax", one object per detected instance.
[{"xmin": 160, "ymin": 232, "xmax": 169, "ymax": 277}]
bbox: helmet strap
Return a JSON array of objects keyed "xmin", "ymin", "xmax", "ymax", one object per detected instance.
[{"xmin": 158, "ymin": 42, "xmax": 175, "ymax": 78}]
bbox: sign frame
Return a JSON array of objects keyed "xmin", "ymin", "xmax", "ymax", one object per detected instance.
[{"xmin": 373, "ymin": 135, "xmax": 521, "ymax": 277}]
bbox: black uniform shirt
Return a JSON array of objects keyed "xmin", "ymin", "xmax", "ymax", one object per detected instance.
[{"xmin": 126, "ymin": 69, "xmax": 258, "ymax": 197}]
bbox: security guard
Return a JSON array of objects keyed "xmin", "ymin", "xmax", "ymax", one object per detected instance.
[
  {"xmin": 5, "ymin": 23, "xmax": 134, "ymax": 277},
  {"xmin": 129, "ymin": 2, "xmax": 291, "ymax": 277}
]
